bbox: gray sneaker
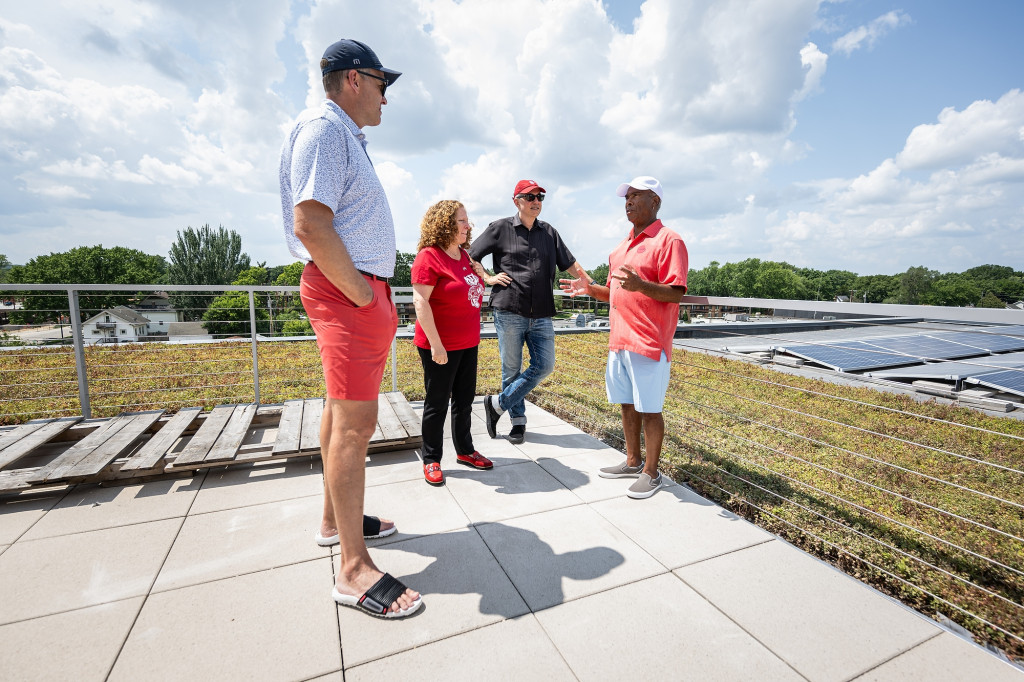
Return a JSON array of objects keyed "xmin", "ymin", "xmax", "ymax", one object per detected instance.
[
  {"xmin": 599, "ymin": 460, "xmax": 644, "ymax": 479},
  {"xmin": 627, "ymin": 472, "xmax": 664, "ymax": 499}
]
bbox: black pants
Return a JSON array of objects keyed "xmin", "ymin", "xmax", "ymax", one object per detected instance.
[{"xmin": 418, "ymin": 345, "xmax": 478, "ymax": 465}]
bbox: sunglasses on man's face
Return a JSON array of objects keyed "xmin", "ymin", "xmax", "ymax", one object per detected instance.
[
  {"xmin": 356, "ymin": 70, "xmax": 388, "ymax": 97},
  {"xmin": 516, "ymin": 193, "xmax": 545, "ymax": 203}
]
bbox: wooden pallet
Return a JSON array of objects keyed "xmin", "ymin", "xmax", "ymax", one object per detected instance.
[{"xmin": 0, "ymin": 392, "xmax": 422, "ymax": 493}]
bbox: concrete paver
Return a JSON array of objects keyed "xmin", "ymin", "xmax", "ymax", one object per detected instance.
[
  {"xmin": 346, "ymin": 615, "xmax": 575, "ymax": 682},
  {"xmin": 1, "ymin": 398, "xmax": 1019, "ymax": 680},
  {"xmin": 536, "ymin": 573, "xmax": 804, "ymax": 681},
  {"xmin": 476, "ymin": 504, "xmax": 665, "ymax": 611},
  {"xmin": 111, "ymin": 559, "xmax": 340, "ymax": 681},
  {"xmin": 851, "ymin": 632, "xmax": 1024, "ymax": 681},
  {"xmin": 364, "ymin": 448, "xmax": 424, "ymax": 487},
  {"xmin": 444, "ymin": 460, "xmax": 579, "ymax": 523},
  {"xmin": 153, "ymin": 494, "xmax": 324, "ymax": 592},
  {"xmin": 0, "ymin": 489, "xmax": 65, "ymax": 544},
  {"xmin": 334, "ymin": 529, "xmax": 529, "ymax": 667},
  {"xmin": 442, "ymin": 434, "xmax": 531, "ymax": 466},
  {"xmin": 23, "ymin": 475, "xmax": 202, "ymax": 540},
  {"xmin": 189, "ymin": 457, "xmax": 321, "ymax": 515},
  {"xmin": 0, "ymin": 597, "xmax": 142, "ymax": 682},
  {"xmin": 592, "ymin": 483, "xmax": 774, "ymax": 568},
  {"xmin": 362, "ymin": 477, "xmax": 470, "ymax": 544},
  {"xmin": 676, "ymin": 539, "xmax": 941, "ymax": 682},
  {"xmin": 0, "ymin": 518, "xmax": 180, "ymax": 624},
  {"xmin": 512, "ymin": 422, "xmax": 620, "ymax": 460}
]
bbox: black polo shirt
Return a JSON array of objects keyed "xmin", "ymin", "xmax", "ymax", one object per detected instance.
[{"xmin": 470, "ymin": 214, "xmax": 577, "ymax": 319}]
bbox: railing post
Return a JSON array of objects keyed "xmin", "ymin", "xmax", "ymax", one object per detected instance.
[
  {"xmin": 248, "ymin": 289, "xmax": 261, "ymax": 404},
  {"xmin": 67, "ymin": 289, "xmax": 91, "ymax": 418},
  {"xmin": 391, "ymin": 336, "xmax": 398, "ymax": 393}
]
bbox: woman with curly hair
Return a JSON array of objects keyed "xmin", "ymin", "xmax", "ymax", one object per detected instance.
[{"xmin": 412, "ymin": 200, "xmax": 506, "ymax": 485}]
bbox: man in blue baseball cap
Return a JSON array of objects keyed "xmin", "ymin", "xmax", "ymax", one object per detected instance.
[{"xmin": 279, "ymin": 39, "xmax": 421, "ymax": 618}]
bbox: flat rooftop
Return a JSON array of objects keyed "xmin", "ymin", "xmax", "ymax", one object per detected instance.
[{"xmin": 1, "ymin": 398, "xmax": 1020, "ymax": 680}]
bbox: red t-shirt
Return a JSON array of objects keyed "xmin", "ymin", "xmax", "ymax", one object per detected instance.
[
  {"xmin": 412, "ymin": 246, "xmax": 484, "ymax": 351},
  {"xmin": 607, "ymin": 220, "xmax": 688, "ymax": 361}
]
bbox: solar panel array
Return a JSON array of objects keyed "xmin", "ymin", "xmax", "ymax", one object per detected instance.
[
  {"xmin": 859, "ymin": 335, "xmax": 981, "ymax": 360},
  {"xmin": 934, "ymin": 331, "xmax": 1024, "ymax": 353},
  {"xmin": 867, "ymin": 352, "xmax": 1024, "ymax": 381},
  {"xmin": 779, "ymin": 342, "xmax": 918, "ymax": 372},
  {"xmin": 778, "ymin": 327, "xmax": 1024, "ymax": 376},
  {"xmin": 966, "ymin": 369, "xmax": 1024, "ymax": 398}
]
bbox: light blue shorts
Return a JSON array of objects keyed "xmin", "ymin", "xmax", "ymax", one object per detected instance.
[{"xmin": 605, "ymin": 349, "xmax": 671, "ymax": 413}]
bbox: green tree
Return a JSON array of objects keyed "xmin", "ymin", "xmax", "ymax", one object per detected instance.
[
  {"xmin": 979, "ymin": 291, "xmax": 1006, "ymax": 308},
  {"xmin": 753, "ymin": 263, "xmax": 808, "ymax": 299},
  {"xmin": 7, "ymin": 246, "xmax": 166, "ymax": 324},
  {"xmin": 687, "ymin": 261, "xmax": 730, "ymax": 296},
  {"xmin": 587, "ymin": 263, "xmax": 609, "ymax": 287},
  {"xmin": 799, "ymin": 267, "xmax": 856, "ymax": 301},
  {"xmin": 924, "ymin": 274, "xmax": 982, "ymax": 307},
  {"xmin": 391, "ymin": 251, "xmax": 416, "ymax": 287},
  {"xmin": 898, "ymin": 266, "xmax": 938, "ymax": 305},
  {"xmin": 852, "ymin": 274, "xmax": 899, "ymax": 303},
  {"xmin": 202, "ymin": 266, "xmax": 271, "ymax": 337},
  {"xmin": 274, "ymin": 262, "xmax": 306, "ymax": 287},
  {"xmin": 167, "ymin": 224, "xmax": 251, "ymax": 320},
  {"xmin": 0, "ymin": 254, "xmax": 11, "ymax": 283}
]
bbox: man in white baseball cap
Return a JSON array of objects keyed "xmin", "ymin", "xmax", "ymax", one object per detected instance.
[{"xmin": 560, "ymin": 175, "xmax": 688, "ymax": 498}]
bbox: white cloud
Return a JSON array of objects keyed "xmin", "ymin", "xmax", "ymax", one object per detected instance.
[
  {"xmin": 896, "ymin": 90, "xmax": 1024, "ymax": 170},
  {"xmin": 794, "ymin": 42, "xmax": 827, "ymax": 101},
  {"xmin": 832, "ymin": 10, "xmax": 911, "ymax": 56},
  {"xmin": 0, "ymin": 0, "xmax": 1020, "ymax": 279}
]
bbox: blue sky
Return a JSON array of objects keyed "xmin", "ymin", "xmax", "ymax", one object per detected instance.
[{"xmin": 1, "ymin": 0, "xmax": 1022, "ymax": 277}]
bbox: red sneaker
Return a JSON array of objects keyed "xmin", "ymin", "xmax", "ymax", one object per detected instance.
[
  {"xmin": 424, "ymin": 462, "xmax": 444, "ymax": 486},
  {"xmin": 456, "ymin": 451, "xmax": 493, "ymax": 470}
]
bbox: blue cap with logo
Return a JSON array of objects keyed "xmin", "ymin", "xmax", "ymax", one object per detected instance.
[{"xmin": 321, "ymin": 39, "xmax": 402, "ymax": 85}]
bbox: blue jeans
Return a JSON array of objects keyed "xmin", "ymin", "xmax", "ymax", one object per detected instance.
[{"xmin": 493, "ymin": 310, "xmax": 556, "ymax": 426}]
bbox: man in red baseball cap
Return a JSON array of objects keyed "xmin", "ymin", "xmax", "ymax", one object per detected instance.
[{"xmin": 470, "ymin": 180, "xmax": 591, "ymax": 444}]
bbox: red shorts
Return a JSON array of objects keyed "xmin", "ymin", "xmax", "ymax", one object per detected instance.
[{"xmin": 300, "ymin": 262, "xmax": 398, "ymax": 401}]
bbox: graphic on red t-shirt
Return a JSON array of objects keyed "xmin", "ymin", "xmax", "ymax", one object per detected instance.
[{"xmin": 412, "ymin": 247, "xmax": 483, "ymax": 351}]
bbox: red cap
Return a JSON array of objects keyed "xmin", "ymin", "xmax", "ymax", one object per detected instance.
[{"xmin": 513, "ymin": 179, "xmax": 546, "ymax": 197}]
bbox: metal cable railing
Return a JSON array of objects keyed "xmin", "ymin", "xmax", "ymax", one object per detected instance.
[{"xmin": 528, "ymin": 328, "xmax": 1024, "ymax": 658}]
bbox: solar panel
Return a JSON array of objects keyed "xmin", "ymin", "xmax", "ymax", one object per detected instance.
[
  {"xmin": 965, "ymin": 368, "xmax": 1024, "ymax": 398},
  {"xmin": 933, "ymin": 331, "xmax": 1024, "ymax": 353},
  {"xmin": 860, "ymin": 335, "xmax": 983, "ymax": 361},
  {"xmin": 866, "ymin": 352, "xmax": 1024, "ymax": 380},
  {"xmin": 986, "ymin": 324, "xmax": 1024, "ymax": 337},
  {"xmin": 779, "ymin": 342, "xmax": 918, "ymax": 372}
]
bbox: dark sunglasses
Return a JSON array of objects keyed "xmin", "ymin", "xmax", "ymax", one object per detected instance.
[
  {"xmin": 356, "ymin": 70, "xmax": 388, "ymax": 96},
  {"xmin": 516, "ymin": 193, "xmax": 545, "ymax": 202}
]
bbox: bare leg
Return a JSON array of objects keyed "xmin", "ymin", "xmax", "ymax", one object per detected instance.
[
  {"xmin": 621, "ymin": 403, "xmax": 643, "ymax": 468},
  {"xmin": 319, "ymin": 398, "xmax": 394, "ymax": 539},
  {"xmin": 325, "ymin": 398, "xmax": 417, "ymax": 613},
  {"xmin": 640, "ymin": 411, "xmax": 665, "ymax": 478}
]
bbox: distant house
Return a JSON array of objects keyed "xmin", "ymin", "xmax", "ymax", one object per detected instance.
[
  {"xmin": 835, "ymin": 295, "xmax": 851, "ymax": 303},
  {"xmin": 82, "ymin": 307, "xmax": 151, "ymax": 344},
  {"xmin": 131, "ymin": 292, "xmax": 183, "ymax": 333},
  {"xmin": 1010, "ymin": 301, "xmax": 1024, "ymax": 311}
]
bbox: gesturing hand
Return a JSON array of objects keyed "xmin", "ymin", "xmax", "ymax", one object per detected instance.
[
  {"xmin": 610, "ymin": 265, "xmax": 644, "ymax": 291},
  {"xmin": 559, "ymin": 277, "xmax": 589, "ymax": 297}
]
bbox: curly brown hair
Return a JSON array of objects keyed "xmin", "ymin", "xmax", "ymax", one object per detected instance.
[{"xmin": 417, "ymin": 200, "xmax": 471, "ymax": 251}]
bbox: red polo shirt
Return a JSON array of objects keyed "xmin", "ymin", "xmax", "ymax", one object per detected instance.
[{"xmin": 607, "ymin": 220, "xmax": 688, "ymax": 361}]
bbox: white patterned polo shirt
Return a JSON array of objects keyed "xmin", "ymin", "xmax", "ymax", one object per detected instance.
[{"xmin": 279, "ymin": 99, "xmax": 396, "ymax": 277}]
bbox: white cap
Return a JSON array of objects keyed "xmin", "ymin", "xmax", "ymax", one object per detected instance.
[{"xmin": 616, "ymin": 176, "xmax": 663, "ymax": 199}]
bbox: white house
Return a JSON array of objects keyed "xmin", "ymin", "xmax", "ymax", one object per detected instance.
[
  {"xmin": 82, "ymin": 307, "xmax": 151, "ymax": 344},
  {"xmin": 131, "ymin": 292, "xmax": 182, "ymax": 334}
]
